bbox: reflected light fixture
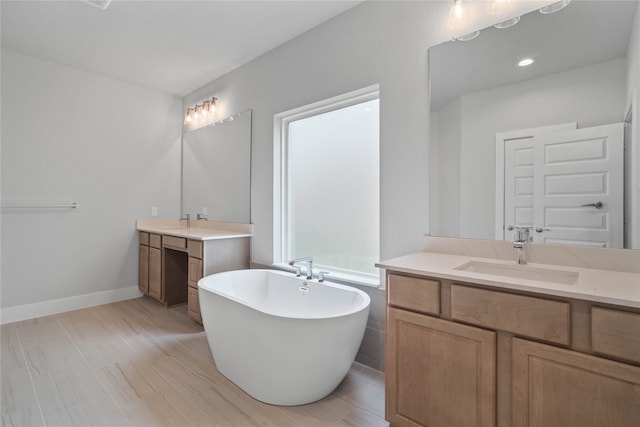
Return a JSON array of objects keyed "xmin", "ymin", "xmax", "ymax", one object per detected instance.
[
  {"xmin": 489, "ymin": 0, "xmax": 511, "ymax": 15},
  {"xmin": 494, "ymin": 16, "xmax": 520, "ymax": 29},
  {"xmin": 518, "ymin": 58, "xmax": 535, "ymax": 67},
  {"xmin": 183, "ymin": 97, "xmax": 217, "ymax": 126},
  {"xmin": 540, "ymin": 0, "xmax": 571, "ymax": 14},
  {"xmin": 448, "ymin": 0, "xmax": 470, "ymax": 30},
  {"xmin": 183, "ymin": 108, "xmax": 194, "ymax": 125},
  {"xmin": 457, "ymin": 30, "xmax": 480, "ymax": 41},
  {"xmin": 82, "ymin": 0, "xmax": 112, "ymax": 10}
]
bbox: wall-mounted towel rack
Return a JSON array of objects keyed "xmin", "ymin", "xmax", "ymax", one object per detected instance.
[{"xmin": 1, "ymin": 201, "xmax": 78, "ymax": 210}]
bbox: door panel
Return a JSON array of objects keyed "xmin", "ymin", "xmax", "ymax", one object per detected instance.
[
  {"xmin": 503, "ymin": 123, "xmax": 623, "ymax": 247},
  {"xmin": 533, "ymin": 123, "xmax": 624, "ymax": 247}
]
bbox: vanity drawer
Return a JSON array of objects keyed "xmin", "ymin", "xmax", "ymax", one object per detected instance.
[
  {"xmin": 188, "ymin": 239, "xmax": 203, "ymax": 258},
  {"xmin": 451, "ymin": 285, "xmax": 570, "ymax": 345},
  {"xmin": 592, "ymin": 307, "xmax": 640, "ymax": 364},
  {"xmin": 149, "ymin": 233, "xmax": 162, "ymax": 248},
  {"xmin": 163, "ymin": 235, "xmax": 187, "ymax": 249},
  {"xmin": 387, "ymin": 273, "xmax": 439, "ymax": 315},
  {"xmin": 139, "ymin": 231, "xmax": 149, "ymax": 246}
]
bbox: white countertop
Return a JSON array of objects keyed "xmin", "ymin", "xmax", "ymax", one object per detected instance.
[
  {"xmin": 377, "ymin": 251, "xmax": 640, "ymax": 309},
  {"xmin": 136, "ymin": 219, "xmax": 252, "ymax": 241},
  {"xmin": 137, "ymin": 226, "xmax": 252, "ymax": 241}
]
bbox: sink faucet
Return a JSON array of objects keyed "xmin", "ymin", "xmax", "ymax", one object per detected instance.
[
  {"xmin": 513, "ymin": 227, "xmax": 530, "ymax": 265},
  {"xmin": 181, "ymin": 213, "xmax": 191, "ymax": 230},
  {"xmin": 289, "ymin": 256, "xmax": 313, "ymax": 279}
]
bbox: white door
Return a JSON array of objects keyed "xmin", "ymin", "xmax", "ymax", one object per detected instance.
[
  {"xmin": 503, "ymin": 123, "xmax": 624, "ymax": 247},
  {"xmin": 500, "ymin": 123, "xmax": 577, "ymax": 242},
  {"xmin": 504, "ymin": 138, "xmax": 535, "ymax": 237},
  {"xmin": 532, "ymin": 123, "xmax": 624, "ymax": 247}
]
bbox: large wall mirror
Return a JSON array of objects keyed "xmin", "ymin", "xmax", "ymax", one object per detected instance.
[
  {"xmin": 182, "ymin": 110, "xmax": 252, "ymax": 223},
  {"xmin": 429, "ymin": 0, "xmax": 639, "ymax": 249}
]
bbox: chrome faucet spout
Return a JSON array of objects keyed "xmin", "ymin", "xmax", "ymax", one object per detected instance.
[
  {"xmin": 514, "ymin": 241, "xmax": 526, "ymax": 265},
  {"xmin": 513, "ymin": 227, "xmax": 530, "ymax": 265},
  {"xmin": 181, "ymin": 213, "xmax": 191, "ymax": 230},
  {"xmin": 289, "ymin": 256, "xmax": 313, "ymax": 279}
]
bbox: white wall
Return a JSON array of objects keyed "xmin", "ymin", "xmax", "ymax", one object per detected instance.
[
  {"xmin": 430, "ymin": 98, "xmax": 462, "ymax": 237},
  {"xmin": 626, "ymin": 4, "xmax": 640, "ymax": 249},
  {"xmin": 1, "ymin": 49, "xmax": 182, "ymax": 316},
  {"xmin": 433, "ymin": 58, "xmax": 627, "ymax": 239},
  {"xmin": 183, "ymin": 1, "xmax": 452, "ymax": 268}
]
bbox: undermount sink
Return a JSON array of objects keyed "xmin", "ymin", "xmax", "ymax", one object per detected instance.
[{"xmin": 454, "ymin": 261, "xmax": 579, "ymax": 285}]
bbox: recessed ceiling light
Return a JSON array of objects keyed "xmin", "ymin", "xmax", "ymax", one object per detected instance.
[
  {"xmin": 539, "ymin": 0, "xmax": 571, "ymax": 15},
  {"xmin": 518, "ymin": 58, "xmax": 535, "ymax": 67}
]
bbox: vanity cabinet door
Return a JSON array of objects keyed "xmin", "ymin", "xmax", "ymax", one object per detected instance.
[
  {"xmin": 187, "ymin": 256, "xmax": 203, "ymax": 324},
  {"xmin": 187, "ymin": 287, "xmax": 202, "ymax": 323},
  {"xmin": 387, "ymin": 307, "xmax": 496, "ymax": 427},
  {"xmin": 148, "ymin": 247, "xmax": 162, "ymax": 301},
  {"xmin": 138, "ymin": 244, "xmax": 149, "ymax": 293},
  {"xmin": 512, "ymin": 338, "xmax": 640, "ymax": 427},
  {"xmin": 187, "ymin": 239, "xmax": 204, "ymax": 324}
]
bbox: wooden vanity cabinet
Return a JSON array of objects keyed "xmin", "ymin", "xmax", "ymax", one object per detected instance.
[
  {"xmin": 138, "ymin": 235, "xmax": 149, "ymax": 293},
  {"xmin": 138, "ymin": 231, "xmax": 250, "ymax": 323},
  {"xmin": 187, "ymin": 239, "xmax": 203, "ymax": 323},
  {"xmin": 512, "ymin": 338, "xmax": 640, "ymax": 427},
  {"xmin": 385, "ymin": 271, "xmax": 640, "ymax": 427},
  {"xmin": 387, "ymin": 306, "xmax": 496, "ymax": 427},
  {"xmin": 138, "ymin": 232, "xmax": 162, "ymax": 300}
]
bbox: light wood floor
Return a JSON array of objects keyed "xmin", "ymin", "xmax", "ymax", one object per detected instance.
[{"xmin": 1, "ymin": 296, "xmax": 388, "ymax": 427}]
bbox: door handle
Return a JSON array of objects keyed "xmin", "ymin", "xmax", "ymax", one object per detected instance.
[
  {"xmin": 581, "ymin": 201, "xmax": 603, "ymax": 209},
  {"xmin": 535, "ymin": 227, "xmax": 550, "ymax": 233}
]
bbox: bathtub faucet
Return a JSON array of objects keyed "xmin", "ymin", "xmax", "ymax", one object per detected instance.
[{"xmin": 289, "ymin": 256, "xmax": 313, "ymax": 279}]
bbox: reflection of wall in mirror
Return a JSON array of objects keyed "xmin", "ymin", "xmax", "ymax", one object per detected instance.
[
  {"xmin": 182, "ymin": 112, "xmax": 251, "ymax": 223},
  {"xmin": 432, "ymin": 59, "xmax": 627, "ymax": 240}
]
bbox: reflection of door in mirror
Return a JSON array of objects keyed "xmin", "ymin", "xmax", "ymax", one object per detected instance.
[
  {"xmin": 428, "ymin": 0, "xmax": 639, "ymax": 249},
  {"xmin": 499, "ymin": 123, "xmax": 624, "ymax": 248}
]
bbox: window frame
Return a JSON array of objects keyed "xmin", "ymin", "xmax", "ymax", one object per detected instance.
[{"xmin": 273, "ymin": 85, "xmax": 380, "ymax": 286}]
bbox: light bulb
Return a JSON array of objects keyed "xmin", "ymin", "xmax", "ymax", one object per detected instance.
[
  {"xmin": 209, "ymin": 97, "xmax": 217, "ymax": 113},
  {"xmin": 448, "ymin": 0, "xmax": 470, "ymax": 30},
  {"xmin": 183, "ymin": 108, "xmax": 193, "ymax": 125},
  {"xmin": 202, "ymin": 101, "xmax": 210, "ymax": 117}
]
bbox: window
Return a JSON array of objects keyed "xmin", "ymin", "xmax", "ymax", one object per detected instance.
[{"xmin": 274, "ymin": 86, "xmax": 380, "ymax": 285}]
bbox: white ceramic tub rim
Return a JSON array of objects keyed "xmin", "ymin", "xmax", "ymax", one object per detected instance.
[{"xmin": 198, "ymin": 269, "xmax": 370, "ymax": 319}]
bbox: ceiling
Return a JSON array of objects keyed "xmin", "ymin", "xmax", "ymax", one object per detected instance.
[
  {"xmin": 1, "ymin": 0, "xmax": 362, "ymax": 96},
  {"xmin": 429, "ymin": 0, "xmax": 639, "ymax": 111}
]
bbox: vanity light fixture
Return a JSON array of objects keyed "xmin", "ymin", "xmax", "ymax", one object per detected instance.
[
  {"xmin": 448, "ymin": 0, "xmax": 470, "ymax": 30},
  {"xmin": 518, "ymin": 58, "xmax": 535, "ymax": 67},
  {"xmin": 494, "ymin": 16, "xmax": 520, "ymax": 29},
  {"xmin": 183, "ymin": 97, "xmax": 217, "ymax": 127},
  {"xmin": 539, "ymin": 0, "xmax": 571, "ymax": 15},
  {"xmin": 183, "ymin": 109, "xmax": 251, "ymax": 133}
]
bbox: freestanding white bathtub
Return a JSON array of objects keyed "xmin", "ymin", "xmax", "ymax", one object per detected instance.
[{"xmin": 198, "ymin": 269, "xmax": 370, "ymax": 406}]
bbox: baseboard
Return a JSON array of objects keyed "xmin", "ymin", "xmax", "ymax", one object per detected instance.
[{"xmin": 0, "ymin": 286, "xmax": 143, "ymax": 325}]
